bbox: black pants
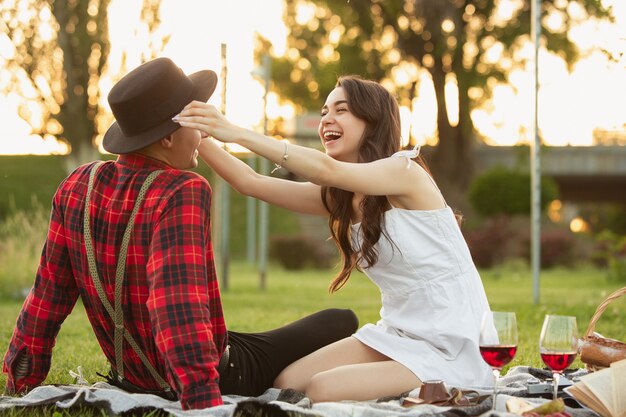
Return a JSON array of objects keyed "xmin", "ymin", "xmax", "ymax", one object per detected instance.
[{"xmin": 218, "ymin": 308, "xmax": 358, "ymax": 396}]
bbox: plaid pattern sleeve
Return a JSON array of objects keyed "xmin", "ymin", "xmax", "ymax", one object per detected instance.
[{"xmin": 2, "ymin": 182, "xmax": 80, "ymax": 394}]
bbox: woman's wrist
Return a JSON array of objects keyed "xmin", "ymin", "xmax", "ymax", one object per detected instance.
[{"xmin": 237, "ymin": 128, "xmax": 258, "ymax": 149}]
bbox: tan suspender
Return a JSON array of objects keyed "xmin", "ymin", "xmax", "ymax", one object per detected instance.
[{"xmin": 84, "ymin": 161, "xmax": 170, "ymax": 391}]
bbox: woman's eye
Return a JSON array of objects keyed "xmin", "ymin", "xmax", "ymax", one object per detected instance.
[{"xmin": 337, "ymin": 108, "xmax": 347, "ymax": 113}]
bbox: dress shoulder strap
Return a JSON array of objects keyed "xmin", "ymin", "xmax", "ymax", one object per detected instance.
[
  {"xmin": 391, "ymin": 144, "xmax": 421, "ymax": 168},
  {"xmin": 390, "ymin": 145, "xmax": 448, "ymax": 207}
]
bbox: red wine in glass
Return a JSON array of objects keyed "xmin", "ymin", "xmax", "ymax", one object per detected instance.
[
  {"xmin": 479, "ymin": 312, "xmax": 518, "ymax": 410},
  {"xmin": 539, "ymin": 315, "xmax": 579, "ymax": 400},
  {"xmin": 480, "ymin": 345, "xmax": 518, "ymax": 369},
  {"xmin": 540, "ymin": 352, "xmax": 577, "ymax": 372}
]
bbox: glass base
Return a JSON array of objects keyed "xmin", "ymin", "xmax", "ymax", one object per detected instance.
[{"xmin": 546, "ymin": 375, "xmax": 574, "ymax": 388}]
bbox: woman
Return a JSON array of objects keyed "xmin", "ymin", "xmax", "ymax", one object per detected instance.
[{"xmin": 174, "ymin": 75, "xmax": 493, "ymax": 402}]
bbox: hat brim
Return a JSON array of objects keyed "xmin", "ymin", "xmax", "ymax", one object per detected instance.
[{"xmin": 102, "ymin": 69, "xmax": 218, "ymax": 154}]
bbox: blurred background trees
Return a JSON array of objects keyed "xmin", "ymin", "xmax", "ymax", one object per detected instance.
[
  {"xmin": 0, "ymin": 0, "xmax": 616, "ymax": 193},
  {"xmin": 265, "ymin": 0, "xmax": 613, "ymax": 206},
  {"xmin": 0, "ymin": 0, "xmax": 165, "ymax": 170}
]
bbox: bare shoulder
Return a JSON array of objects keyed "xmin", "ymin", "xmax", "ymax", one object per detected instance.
[{"xmin": 388, "ymin": 160, "xmax": 446, "ymax": 210}]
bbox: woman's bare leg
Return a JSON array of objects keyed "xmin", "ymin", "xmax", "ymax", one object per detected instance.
[
  {"xmin": 306, "ymin": 360, "xmax": 421, "ymax": 403},
  {"xmin": 274, "ymin": 337, "xmax": 385, "ymax": 391},
  {"xmin": 274, "ymin": 336, "xmax": 421, "ymax": 401}
]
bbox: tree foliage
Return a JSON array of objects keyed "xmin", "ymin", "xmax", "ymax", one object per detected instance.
[
  {"xmin": 1, "ymin": 0, "xmax": 111, "ymax": 163},
  {"xmin": 266, "ymin": 0, "xmax": 612, "ymax": 204},
  {"xmin": 0, "ymin": 0, "xmax": 166, "ymax": 167},
  {"xmin": 468, "ymin": 165, "xmax": 558, "ymax": 217}
]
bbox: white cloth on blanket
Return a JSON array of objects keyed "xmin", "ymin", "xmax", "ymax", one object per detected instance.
[
  {"xmin": 351, "ymin": 205, "xmax": 493, "ymax": 387},
  {"xmin": 0, "ymin": 367, "xmax": 597, "ymax": 417}
]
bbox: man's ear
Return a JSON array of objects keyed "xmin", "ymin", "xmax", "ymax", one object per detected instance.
[{"xmin": 160, "ymin": 135, "xmax": 174, "ymax": 149}]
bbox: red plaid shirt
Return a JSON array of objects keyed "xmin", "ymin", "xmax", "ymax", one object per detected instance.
[{"xmin": 3, "ymin": 154, "xmax": 227, "ymax": 410}]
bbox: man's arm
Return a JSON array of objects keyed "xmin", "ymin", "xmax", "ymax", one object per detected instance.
[
  {"xmin": 3, "ymin": 192, "xmax": 79, "ymax": 394},
  {"xmin": 146, "ymin": 174, "xmax": 224, "ymax": 410}
]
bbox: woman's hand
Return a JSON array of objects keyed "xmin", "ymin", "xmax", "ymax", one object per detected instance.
[{"xmin": 174, "ymin": 101, "xmax": 243, "ymax": 143}]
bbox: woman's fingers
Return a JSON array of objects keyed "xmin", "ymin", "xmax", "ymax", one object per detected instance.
[
  {"xmin": 173, "ymin": 101, "xmax": 242, "ymax": 143},
  {"xmin": 181, "ymin": 101, "xmax": 218, "ymax": 116},
  {"xmin": 176, "ymin": 119, "xmax": 204, "ymax": 130}
]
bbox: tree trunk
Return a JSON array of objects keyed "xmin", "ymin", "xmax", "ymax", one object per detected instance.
[
  {"xmin": 428, "ymin": 61, "xmax": 474, "ymax": 209},
  {"xmin": 52, "ymin": 0, "xmax": 105, "ymax": 172}
]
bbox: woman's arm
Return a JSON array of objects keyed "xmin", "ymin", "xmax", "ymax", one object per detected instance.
[
  {"xmin": 197, "ymin": 138, "xmax": 327, "ymax": 216},
  {"xmin": 178, "ymin": 102, "xmax": 442, "ymax": 209}
]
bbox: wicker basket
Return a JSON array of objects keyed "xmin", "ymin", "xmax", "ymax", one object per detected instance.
[{"xmin": 579, "ymin": 286, "xmax": 626, "ymax": 371}]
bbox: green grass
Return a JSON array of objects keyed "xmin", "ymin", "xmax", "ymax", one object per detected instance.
[
  {"xmin": 1, "ymin": 262, "xmax": 624, "ymax": 397},
  {"xmin": 0, "ymin": 155, "xmax": 69, "ymax": 217}
]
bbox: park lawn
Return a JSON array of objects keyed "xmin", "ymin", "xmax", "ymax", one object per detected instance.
[{"xmin": 0, "ymin": 262, "xmax": 624, "ymax": 414}]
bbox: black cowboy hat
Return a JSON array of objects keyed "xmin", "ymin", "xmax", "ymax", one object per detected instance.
[{"xmin": 102, "ymin": 57, "xmax": 217, "ymax": 154}]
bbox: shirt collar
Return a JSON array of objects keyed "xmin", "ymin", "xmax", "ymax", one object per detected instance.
[{"xmin": 116, "ymin": 153, "xmax": 174, "ymax": 170}]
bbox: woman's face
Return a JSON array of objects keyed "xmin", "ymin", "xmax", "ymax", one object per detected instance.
[{"xmin": 318, "ymin": 87, "xmax": 366, "ymax": 162}]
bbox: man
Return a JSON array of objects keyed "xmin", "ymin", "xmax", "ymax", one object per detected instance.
[{"xmin": 2, "ymin": 58, "xmax": 357, "ymax": 410}]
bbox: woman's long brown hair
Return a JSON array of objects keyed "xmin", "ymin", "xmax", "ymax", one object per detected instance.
[{"xmin": 321, "ymin": 76, "xmax": 429, "ymax": 293}]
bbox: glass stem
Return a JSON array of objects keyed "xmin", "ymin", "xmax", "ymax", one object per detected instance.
[
  {"xmin": 491, "ymin": 368, "xmax": 501, "ymax": 410},
  {"xmin": 552, "ymin": 372, "xmax": 560, "ymax": 400}
]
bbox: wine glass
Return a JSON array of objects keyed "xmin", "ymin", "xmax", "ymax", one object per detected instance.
[
  {"xmin": 539, "ymin": 315, "xmax": 578, "ymax": 400},
  {"xmin": 479, "ymin": 311, "xmax": 518, "ymax": 410}
]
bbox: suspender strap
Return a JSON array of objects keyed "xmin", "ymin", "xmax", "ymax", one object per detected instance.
[{"xmin": 84, "ymin": 161, "xmax": 170, "ymax": 391}]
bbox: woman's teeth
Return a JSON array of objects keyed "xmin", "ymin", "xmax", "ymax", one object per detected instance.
[{"xmin": 324, "ymin": 131, "xmax": 342, "ymax": 140}]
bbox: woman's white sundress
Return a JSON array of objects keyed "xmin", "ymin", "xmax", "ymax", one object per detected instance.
[{"xmin": 351, "ymin": 202, "xmax": 494, "ymax": 388}]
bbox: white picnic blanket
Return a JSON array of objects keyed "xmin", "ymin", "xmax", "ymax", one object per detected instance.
[{"xmin": 0, "ymin": 367, "xmax": 598, "ymax": 417}]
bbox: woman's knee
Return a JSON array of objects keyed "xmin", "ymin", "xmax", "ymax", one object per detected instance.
[
  {"xmin": 305, "ymin": 372, "xmax": 335, "ymax": 403},
  {"xmin": 275, "ymin": 370, "xmax": 332, "ymax": 402}
]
